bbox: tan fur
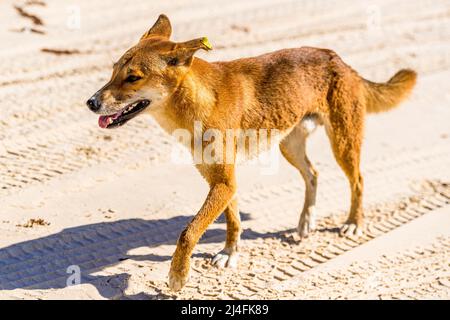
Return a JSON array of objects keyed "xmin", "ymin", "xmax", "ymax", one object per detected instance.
[
  {"xmin": 88, "ymin": 15, "xmax": 417, "ymax": 291},
  {"xmin": 364, "ymin": 69, "xmax": 417, "ymax": 113}
]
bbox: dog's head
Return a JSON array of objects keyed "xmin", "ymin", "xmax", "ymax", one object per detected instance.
[{"xmin": 87, "ymin": 14, "xmax": 212, "ymax": 129}]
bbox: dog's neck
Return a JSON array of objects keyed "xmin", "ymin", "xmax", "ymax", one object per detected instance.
[
  {"xmin": 170, "ymin": 58, "xmax": 221, "ymax": 129},
  {"xmin": 148, "ymin": 58, "xmax": 222, "ymax": 135}
]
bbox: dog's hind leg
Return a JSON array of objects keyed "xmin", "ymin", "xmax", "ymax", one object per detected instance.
[
  {"xmin": 325, "ymin": 80, "xmax": 365, "ymax": 237},
  {"xmin": 280, "ymin": 118, "xmax": 319, "ymax": 238},
  {"xmin": 212, "ymin": 198, "xmax": 241, "ymax": 268}
]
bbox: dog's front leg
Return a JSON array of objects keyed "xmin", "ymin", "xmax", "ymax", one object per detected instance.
[
  {"xmin": 169, "ymin": 166, "xmax": 236, "ymax": 291},
  {"xmin": 211, "ymin": 198, "xmax": 241, "ymax": 268}
]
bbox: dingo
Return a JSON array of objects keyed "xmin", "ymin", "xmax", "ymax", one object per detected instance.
[{"xmin": 87, "ymin": 14, "xmax": 416, "ymax": 291}]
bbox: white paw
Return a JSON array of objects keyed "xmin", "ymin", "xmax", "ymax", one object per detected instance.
[
  {"xmin": 298, "ymin": 208, "xmax": 316, "ymax": 238},
  {"xmin": 339, "ymin": 223, "xmax": 363, "ymax": 237},
  {"xmin": 168, "ymin": 269, "xmax": 188, "ymax": 292},
  {"xmin": 211, "ymin": 250, "xmax": 239, "ymax": 269}
]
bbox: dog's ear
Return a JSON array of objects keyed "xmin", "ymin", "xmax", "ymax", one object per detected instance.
[
  {"xmin": 164, "ymin": 37, "xmax": 213, "ymax": 67},
  {"xmin": 141, "ymin": 14, "xmax": 172, "ymax": 40}
]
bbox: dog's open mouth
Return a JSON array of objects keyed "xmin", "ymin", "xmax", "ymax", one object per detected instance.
[{"xmin": 98, "ymin": 100, "xmax": 151, "ymax": 129}]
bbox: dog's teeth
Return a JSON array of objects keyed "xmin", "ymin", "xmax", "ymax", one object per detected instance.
[
  {"xmin": 123, "ymin": 102, "xmax": 140, "ymax": 113},
  {"xmin": 108, "ymin": 117, "xmax": 113, "ymax": 124}
]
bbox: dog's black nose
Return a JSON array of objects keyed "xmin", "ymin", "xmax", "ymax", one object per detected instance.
[{"xmin": 86, "ymin": 97, "xmax": 101, "ymax": 112}]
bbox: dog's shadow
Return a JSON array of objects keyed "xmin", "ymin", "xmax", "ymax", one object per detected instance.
[{"xmin": 0, "ymin": 211, "xmax": 287, "ymax": 299}]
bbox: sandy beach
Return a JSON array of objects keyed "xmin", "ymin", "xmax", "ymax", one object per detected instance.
[{"xmin": 0, "ymin": 0, "xmax": 449, "ymax": 299}]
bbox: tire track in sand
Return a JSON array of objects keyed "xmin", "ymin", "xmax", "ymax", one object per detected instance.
[
  {"xmin": 0, "ymin": 141, "xmax": 448, "ymax": 296},
  {"xmin": 147, "ymin": 180, "xmax": 449, "ymax": 299}
]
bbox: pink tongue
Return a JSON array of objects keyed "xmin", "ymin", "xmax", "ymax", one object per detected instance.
[
  {"xmin": 98, "ymin": 116, "xmax": 111, "ymax": 129},
  {"xmin": 98, "ymin": 110, "xmax": 124, "ymax": 129}
]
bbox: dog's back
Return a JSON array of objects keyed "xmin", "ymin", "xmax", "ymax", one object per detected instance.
[{"xmin": 209, "ymin": 47, "xmax": 416, "ymax": 133}]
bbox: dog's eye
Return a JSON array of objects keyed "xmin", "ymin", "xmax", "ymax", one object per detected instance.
[
  {"xmin": 125, "ymin": 75, "xmax": 142, "ymax": 83},
  {"xmin": 167, "ymin": 57, "xmax": 179, "ymax": 66}
]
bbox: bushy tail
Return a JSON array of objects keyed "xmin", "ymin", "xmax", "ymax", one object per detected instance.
[{"xmin": 363, "ymin": 69, "xmax": 417, "ymax": 114}]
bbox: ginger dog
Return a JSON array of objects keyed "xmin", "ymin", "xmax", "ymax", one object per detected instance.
[{"xmin": 87, "ymin": 14, "xmax": 417, "ymax": 291}]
